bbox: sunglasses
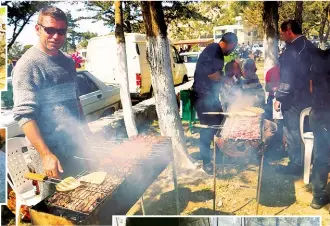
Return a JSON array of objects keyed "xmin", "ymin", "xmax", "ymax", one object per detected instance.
[{"xmin": 38, "ymin": 24, "xmax": 67, "ymax": 36}]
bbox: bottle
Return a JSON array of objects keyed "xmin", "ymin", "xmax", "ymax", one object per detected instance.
[
  {"xmin": 272, "ymin": 98, "xmax": 283, "ymax": 120},
  {"xmin": 32, "ymin": 179, "xmax": 40, "ymax": 195},
  {"xmin": 29, "ymin": 167, "xmax": 40, "ymax": 195}
]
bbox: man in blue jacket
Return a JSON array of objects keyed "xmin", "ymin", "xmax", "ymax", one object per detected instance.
[
  {"xmin": 192, "ymin": 32, "xmax": 238, "ymax": 174},
  {"xmin": 274, "ymin": 20, "xmax": 314, "ymax": 175}
]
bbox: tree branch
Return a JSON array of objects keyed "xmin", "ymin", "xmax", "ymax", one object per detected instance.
[{"xmin": 8, "ymin": 14, "xmax": 34, "ymax": 50}]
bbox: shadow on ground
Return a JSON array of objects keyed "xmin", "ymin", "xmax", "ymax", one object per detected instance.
[
  {"xmin": 258, "ymin": 164, "xmax": 296, "ymax": 207},
  {"xmin": 134, "ymin": 187, "xmax": 217, "ymax": 215},
  {"xmin": 189, "ymin": 207, "xmax": 232, "ymax": 215}
]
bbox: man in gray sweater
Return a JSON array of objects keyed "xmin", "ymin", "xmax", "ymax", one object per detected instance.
[{"xmin": 12, "ymin": 7, "xmax": 87, "ymax": 194}]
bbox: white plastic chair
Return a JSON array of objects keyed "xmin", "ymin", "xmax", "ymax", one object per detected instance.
[
  {"xmin": 300, "ymin": 107, "xmax": 314, "ymax": 184},
  {"xmin": 7, "ymin": 137, "xmax": 42, "ymax": 224}
]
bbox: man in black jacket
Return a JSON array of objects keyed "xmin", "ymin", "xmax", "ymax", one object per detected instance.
[
  {"xmin": 309, "ymin": 48, "xmax": 330, "ymax": 209},
  {"xmin": 192, "ymin": 32, "xmax": 238, "ymax": 174},
  {"xmin": 274, "ymin": 20, "xmax": 313, "ymax": 175}
]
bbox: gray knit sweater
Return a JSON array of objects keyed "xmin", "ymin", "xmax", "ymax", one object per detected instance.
[{"xmin": 12, "ymin": 47, "xmax": 85, "ymax": 157}]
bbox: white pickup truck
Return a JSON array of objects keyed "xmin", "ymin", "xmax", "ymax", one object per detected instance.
[
  {"xmin": 1, "ymin": 70, "xmax": 121, "ymax": 138},
  {"xmin": 86, "ymin": 33, "xmax": 188, "ymax": 99}
]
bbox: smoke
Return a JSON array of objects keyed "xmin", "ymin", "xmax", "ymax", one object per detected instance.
[
  {"xmin": 226, "ymin": 90, "xmax": 256, "ymax": 112},
  {"xmin": 28, "ymin": 102, "xmax": 111, "ymax": 178}
]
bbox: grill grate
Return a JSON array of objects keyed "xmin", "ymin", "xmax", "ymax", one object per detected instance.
[
  {"xmin": 34, "ymin": 136, "xmax": 173, "ymax": 225},
  {"xmin": 215, "ymin": 113, "xmax": 264, "ymax": 158},
  {"xmin": 217, "ymin": 115, "xmax": 263, "ymax": 141},
  {"xmin": 46, "ymin": 173, "xmax": 124, "ymax": 215}
]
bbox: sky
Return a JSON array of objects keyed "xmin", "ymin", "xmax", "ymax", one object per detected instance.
[{"xmin": 7, "ymin": 1, "xmax": 112, "ymax": 46}]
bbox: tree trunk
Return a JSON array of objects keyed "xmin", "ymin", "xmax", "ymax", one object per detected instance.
[
  {"xmin": 140, "ymin": 1, "xmax": 195, "ymax": 169},
  {"xmin": 263, "ymin": 1, "xmax": 279, "ymax": 77},
  {"xmin": 295, "ymin": 1, "xmax": 303, "ymax": 29},
  {"xmin": 114, "ymin": 0, "xmax": 138, "ymax": 138},
  {"xmin": 319, "ymin": 3, "xmax": 330, "ymax": 50}
]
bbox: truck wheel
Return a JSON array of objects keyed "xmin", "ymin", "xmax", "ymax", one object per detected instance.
[
  {"xmin": 148, "ymin": 86, "xmax": 154, "ymax": 99},
  {"xmin": 183, "ymin": 75, "xmax": 188, "ymax": 84},
  {"xmin": 101, "ymin": 108, "xmax": 115, "ymax": 117}
]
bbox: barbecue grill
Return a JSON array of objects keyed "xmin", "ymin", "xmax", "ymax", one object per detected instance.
[
  {"xmin": 212, "ymin": 110, "xmax": 266, "ymax": 214},
  {"xmin": 29, "ymin": 136, "xmax": 175, "ymax": 225}
]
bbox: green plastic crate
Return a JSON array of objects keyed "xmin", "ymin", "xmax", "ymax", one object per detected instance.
[{"xmin": 180, "ymin": 89, "xmax": 197, "ymax": 132}]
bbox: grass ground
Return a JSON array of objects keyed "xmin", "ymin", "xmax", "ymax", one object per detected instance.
[{"xmin": 255, "ymin": 60, "xmax": 265, "ymax": 84}]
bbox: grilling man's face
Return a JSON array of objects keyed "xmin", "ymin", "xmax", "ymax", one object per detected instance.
[{"xmin": 36, "ymin": 15, "xmax": 67, "ymax": 55}]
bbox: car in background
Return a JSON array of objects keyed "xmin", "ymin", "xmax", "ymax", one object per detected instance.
[
  {"xmin": 252, "ymin": 44, "xmax": 264, "ymax": 53},
  {"xmin": 179, "ymin": 52, "xmax": 200, "ymax": 79},
  {"xmin": 1, "ymin": 71, "xmax": 121, "ymax": 138}
]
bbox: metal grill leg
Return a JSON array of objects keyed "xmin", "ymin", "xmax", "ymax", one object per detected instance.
[
  {"xmin": 140, "ymin": 196, "xmax": 146, "ymax": 215},
  {"xmin": 222, "ymin": 152, "xmax": 225, "ymax": 176},
  {"xmin": 256, "ymin": 144, "xmax": 265, "ymax": 215},
  {"xmin": 213, "ymin": 136, "xmax": 217, "ymax": 214},
  {"xmin": 171, "ymin": 161, "xmax": 180, "ymax": 215}
]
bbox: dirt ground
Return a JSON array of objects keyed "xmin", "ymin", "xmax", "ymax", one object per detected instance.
[{"xmin": 127, "ymin": 121, "xmax": 330, "ymax": 226}]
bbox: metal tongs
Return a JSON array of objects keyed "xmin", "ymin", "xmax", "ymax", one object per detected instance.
[
  {"xmin": 24, "ymin": 172, "xmax": 63, "ymax": 184},
  {"xmin": 24, "ymin": 172, "xmax": 81, "ymax": 186}
]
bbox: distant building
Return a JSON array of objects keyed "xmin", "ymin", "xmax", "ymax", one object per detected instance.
[{"xmin": 213, "ymin": 16, "xmax": 254, "ymax": 45}]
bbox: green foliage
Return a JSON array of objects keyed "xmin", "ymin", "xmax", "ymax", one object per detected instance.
[
  {"xmin": 81, "ymin": 1, "xmax": 208, "ymax": 34},
  {"xmin": 63, "ymin": 11, "xmax": 81, "ymax": 53},
  {"xmin": 7, "ymin": 42, "xmax": 24, "ymax": 60},
  {"xmin": 7, "ymin": 42, "xmax": 32, "ymax": 61},
  {"xmin": 80, "ymin": 1, "xmax": 115, "ymax": 29},
  {"xmin": 78, "ymin": 31, "xmax": 98, "ymax": 48},
  {"xmin": 241, "ymin": 2, "xmax": 263, "ymax": 39},
  {"xmin": 303, "ymin": 2, "xmax": 330, "ymax": 39},
  {"xmin": 168, "ymin": 2, "xmax": 235, "ymax": 41},
  {"xmin": 23, "ymin": 44, "xmax": 33, "ymax": 52},
  {"xmin": 242, "ymin": 1, "xmax": 330, "ymax": 40},
  {"xmin": 3, "ymin": 1, "xmax": 53, "ymax": 50}
]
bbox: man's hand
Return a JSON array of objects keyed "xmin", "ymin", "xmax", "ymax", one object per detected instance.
[
  {"xmin": 274, "ymin": 100, "xmax": 281, "ymax": 112},
  {"xmin": 41, "ymin": 152, "xmax": 63, "ymax": 179},
  {"xmin": 22, "ymin": 120, "xmax": 64, "ymax": 178}
]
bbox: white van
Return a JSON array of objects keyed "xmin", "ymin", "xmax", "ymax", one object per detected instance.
[{"xmin": 85, "ymin": 33, "xmax": 188, "ymax": 99}]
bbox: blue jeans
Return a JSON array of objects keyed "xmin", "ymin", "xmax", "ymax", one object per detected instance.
[
  {"xmin": 283, "ymin": 105, "xmax": 303, "ymax": 166},
  {"xmin": 264, "ymin": 95, "xmax": 274, "ymax": 121},
  {"xmin": 193, "ymin": 96, "xmax": 224, "ymax": 163}
]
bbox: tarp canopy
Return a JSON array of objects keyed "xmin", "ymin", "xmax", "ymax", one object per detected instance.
[{"xmin": 173, "ymin": 38, "xmax": 214, "ymax": 46}]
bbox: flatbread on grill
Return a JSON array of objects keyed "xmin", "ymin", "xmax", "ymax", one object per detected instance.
[
  {"xmin": 56, "ymin": 177, "xmax": 81, "ymax": 192},
  {"xmin": 78, "ymin": 171, "xmax": 107, "ymax": 185},
  {"xmin": 243, "ymin": 107, "xmax": 265, "ymax": 114},
  {"xmin": 234, "ymin": 111, "xmax": 257, "ymax": 117}
]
